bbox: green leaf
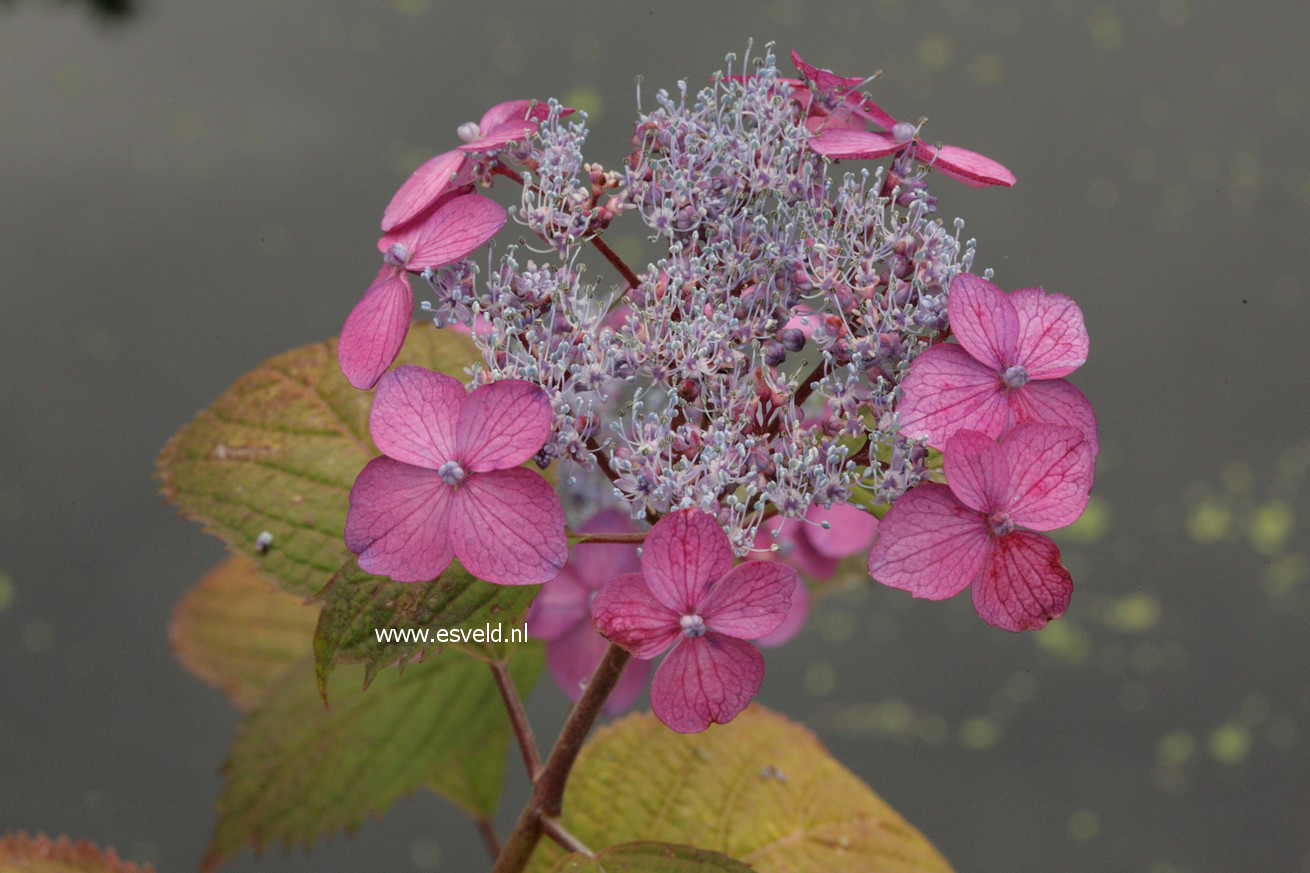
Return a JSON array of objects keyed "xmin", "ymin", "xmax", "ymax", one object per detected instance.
[
  {"xmin": 204, "ymin": 644, "xmax": 543, "ymax": 871},
  {"xmin": 313, "ymin": 556, "xmax": 538, "ymax": 695},
  {"xmin": 548, "ymin": 842, "xmax": 751, "ymax": 872},
  {"xmin": 155, "ymin": 328, "xmax": 478, "ymax": 596},
  {"xmin": 0, "ymin": 833, "xmax": 155, "ymax": 873},
  {"xmin": 529, "ymin": 705, "xmax": 953, "ymax": 873},
  {"xmin": 170, "ymin": 555, "xmax": 319, "ymax": 710}
]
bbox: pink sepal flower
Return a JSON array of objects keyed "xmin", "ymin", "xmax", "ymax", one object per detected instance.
[
  {"xmin": 338, "ymin": 193, "xmax": 507, "ymax": 389},
  {"xmin": 898, "ymin": 272, "xmax": 1098, "ymax": 452},
  {"xmin": 527, "ymin": 510, "xmax": 651, "ymax": 714},
  {"xmin": 344, "ymin": 366, "xmax": 566, "ymax": 585},
  {"xmin": 591, "ymin": 510, "xmax": 795, "ymax": 733},
  {"xmin": 792, "ymin": 51, "xmax": 1016, "ymax": 188},
  {"xmin": 458, "ymin": 100, "xmax": 575, "ymax": 153},
  {"xmin": 867, "ymin": 423, "xmax": 1094, "ymax": 631}
]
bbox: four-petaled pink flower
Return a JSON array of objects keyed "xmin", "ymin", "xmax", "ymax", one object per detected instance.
[
  {"xmin": 592, "ymin": 510, "xmax": 796, "ymax": 733},
  {"xmin": 752, "ymin": 503, "xmax": 879, "ymax": 647},
  {"xmin": 898, "ymin": 272, "xmax": 1098, "ymax": 453},
  {"xmin": 528, "ymin": 510, "xmax": 651, "ymax": 714},
  {"xmin": 338, "ymin": 193, "xmax": 507, "ymax": 390},
  {"xmin": 868, "ymin": 423, "xmax": 1094, "ymax": 631},
  {"xmin": 791, "ymin": 50, "xmax": 1016, "ymax": 188},
  {"xmin": 345, "ymin": 365, "xmax": 567, "ymax": 585}
]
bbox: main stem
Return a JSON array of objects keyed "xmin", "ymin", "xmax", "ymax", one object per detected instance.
[{"xmin": 491, "ymin": 643, "xmax": 632, "ymax": 873}]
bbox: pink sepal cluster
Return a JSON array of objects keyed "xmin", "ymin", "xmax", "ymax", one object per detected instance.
[
  {"xmin": 790, "ymin": 51, "xmax": 1016, "ymax": 188},
  {"xmin": 898, "ymin": 272, "xmax": 1098, "ymax": 454},
  {"xmin": 868, "ymin": 423, "xmax": 1094, "ymax": 631},
  {"xmin": 339, "ymin": 193, "xmax": 507, "ymax": 390},
  {"xmin": 528, "ymin": 510, "xmax": 651, "ymax": 714},
  {"xmin": 339, "ymin": 100, "xmax": 572, "ymax": 390},
  {"xmin": 344, "ymin": 365, "xmax": 567, "ymax": 586},
  {"xmin": 591, "ymin": 510, "xmax": 795, "ymax": 733}
]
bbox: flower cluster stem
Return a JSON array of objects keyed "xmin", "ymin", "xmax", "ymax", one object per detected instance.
[
  {"xmin": 491, "ymin": 660, "xmax": 541, "ymax": 779},
  {"xmin": 491, "ymin": 643, "xmax": 632, "ymax": 873}
]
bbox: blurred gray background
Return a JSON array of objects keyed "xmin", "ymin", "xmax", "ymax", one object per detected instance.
[{"xmin": 2, "ymin": 0, "xmax": 1308, "ymax": 870}]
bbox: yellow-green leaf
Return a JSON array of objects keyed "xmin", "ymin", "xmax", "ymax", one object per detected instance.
[
  {"xmin": 170, "ymin": 555, "xmax": 319, "ymax": 710},
  {"xmin": 529, "ymin": 705, "xmax": 953, "ymax": 873},
  {"xmin": 0, "ymin": 833, "xmax": 154, "ymax": 873},
  {"xmin": 549, "ymin": 842, "xmax": 751, "ymax": 872},
  {"xmin": 155, "ymin": 329, "xmax": 478, "ymax": 596},
  {"xmin": 204, "ymin": 645, "xmax": 543, "ymax": 871}
]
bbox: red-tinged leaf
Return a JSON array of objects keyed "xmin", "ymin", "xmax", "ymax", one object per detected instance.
[
  {"xmin": 170, "ymin": 555, "xmax": 319, "ymax": 710},
  {"xmin": 0, "ymin": 833, "xmax": 154, "ymax": 873}
]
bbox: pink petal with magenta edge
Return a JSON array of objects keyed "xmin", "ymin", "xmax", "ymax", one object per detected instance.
[
  {"xmin": 377, "ymin": 193, "xmax": 507, "ymax": 270},
  {"xmin": 913, "ymin": 142, "xmax": 1016, "ymax": 188},
  {"xmin": 338, "ymin": 267, "xmax": 413, "ymax": 390},
  {"xmin": 846, "ymin": 92, "xmax": 899, "ymax": 131},
  {"xmin": 478, "ymin": 99, "xmax": 539, "ymax": 133},
  {"xmin": 1008, "ymin": 378, "xmax": 1100, "ymax": 455},
  {"xmin": 650, "ymin": 634, "xmax": 764, "ymax": 734},
  {"xmin": 697, "ymin": 560, "xmax": 795, "ymax": 641},
  {"xmin": 809, "ymin": 128, "xmax": 905, "ymax": 160},
  {"xmin": 448, "ymin": 467, "xmax": 566, "ymax": 585},
  {"xmin": 944, "ymin": 429, "xmax": 1010, "ymax": 515},
  {"xmin": 545, "ymin": 623, "xmax": 651, "ymax": 716},
  {"xmin": 460, "ymin": 101, "xmax": 573, "ymax": 152},
  {"xmin": 755, "ymin": 577, "xmax": 810, "ymax": 648},
  {"xmin": 640, "ymin": 509, "xmax": 735, "ymax": 613},
  {"xmin": 591, "ymin": 572, "xmax": 681, "ymax": 659},
  {"xmin": 1008, "ymin": 287, "xmax": 1090, "ymax": 379},
  {"xmin": 455, "ymin": 379, "xmax": 552, "ymax": 473},
  {"xmin": 972, "ymin": 530, "xmax": 1072, "ymax": 631},
  {"xmin": 380, "ymin": 150, "xmax": 471, "ymax": 233},
  {"xmin": 345, "ymin": 457, "xmax": 454, "ymax": 583},
  {"xmin": 804, "ymin": 503, "xmax": 879, "ymax": 559},
  {"xmin": 948, "ymin": 273, "xmax": 1020, "ymax": 372},
  {"xmin": 867, "ymin": 483, "xmax": 991, "ymax": 601},
  {"xmin": 789, "ymin": 50, "xmax": 866, "ymax": 92},
  {"xmin": 368, "ymin": 366, "xmax": 464, "ymax": 469},
  {"xmin": 896, "ymin": 343, "xmax": 1010, "ymax": 449},
  {"xmin": 998, "ymin": 422, "xmax": 1094, "ymax": 531}
]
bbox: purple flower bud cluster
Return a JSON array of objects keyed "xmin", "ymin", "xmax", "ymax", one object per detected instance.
[{"xmin": 419, "ymin": 46, "xmax": 979, "ymax": 551}]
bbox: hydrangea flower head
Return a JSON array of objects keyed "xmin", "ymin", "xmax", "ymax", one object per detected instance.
[
  {"xmin": 868, "ymin": 422, "xmax": 1094, "ymax": 631},
  {"xmin": 528, "ymin": 510, "xmax": 651, "ymax": 714},
  {"xmin": 897, "ymin": 272, "xmax": 1098, "ymax": 452},
  {"xmin": 592, "ymin": 510, "xmax": 796, "ymax": 733},
  {"xmin": 344, "ymin": 365, "xmax": 567, "ymax": 585}
]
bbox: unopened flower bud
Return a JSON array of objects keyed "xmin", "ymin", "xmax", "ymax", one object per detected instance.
[{"xmin": 778, "ymin": 328, "xmax": 806, "ymax": 352}]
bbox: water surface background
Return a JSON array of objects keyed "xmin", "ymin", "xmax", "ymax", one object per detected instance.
[{"xmin": 2, "ymin": 0, "xmax": 1308, "ymax": 870}]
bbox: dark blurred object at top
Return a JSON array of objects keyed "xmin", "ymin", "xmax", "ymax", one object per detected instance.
[{"xmin": 1, "ymin": 0, "xmax": 137, "ymax": 20}]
